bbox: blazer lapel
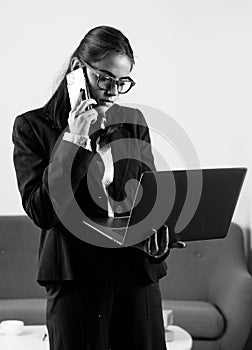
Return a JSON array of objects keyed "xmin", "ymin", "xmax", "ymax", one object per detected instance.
[{"xmin": 105, "ymin": 104, "xmax": 131, "ymax": 202}]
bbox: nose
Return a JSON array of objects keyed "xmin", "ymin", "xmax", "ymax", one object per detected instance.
[{"xmin": 106, "ymin": 81, "xmax": 119, "ymax": 96}]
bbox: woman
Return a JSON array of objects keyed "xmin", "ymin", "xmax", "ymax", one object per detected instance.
[{"xmin": 12, "ymin": 25, "xmax": 170, "ymax": 350}]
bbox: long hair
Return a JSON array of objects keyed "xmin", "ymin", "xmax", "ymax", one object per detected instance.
[{"xmin": 44, "ymin": 26, "xmax": 135, "ymax": 130}]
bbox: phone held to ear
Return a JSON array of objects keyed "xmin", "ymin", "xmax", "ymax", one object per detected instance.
[{"xmin": 66, "ymin": 67, "xmax": 92, "ymax": 110}]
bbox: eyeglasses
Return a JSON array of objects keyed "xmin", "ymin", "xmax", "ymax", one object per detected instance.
[{"xmin": 83, "ymin": 61, "xmax": 136, "ymax": 94}]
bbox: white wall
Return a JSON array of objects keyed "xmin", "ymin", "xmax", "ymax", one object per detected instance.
[{"xmin": 1, "ymin": 0, "xmax": 252, "ymax": 237}]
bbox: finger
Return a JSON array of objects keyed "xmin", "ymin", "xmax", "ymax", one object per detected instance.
[
  {"xmin": 158, "ymin": 225, "xmax": 169, "ymax": 253},
  {"xmin": 68, "ymin": 92, "xmax": 91, "ymax": 125},
  {"xmin": 73, "ymin": 110, "xmax": 98, "ymax": 127},
  {"xmin": 169, "ymin": 241, "xmax": 186, "ymax": 249},
  {"xmin": 148, "ymin": 229, "xmax": 157, "ymax": 254},
  {"xmin": 68, "ymin": 111, "xmax": 75, "ymax": 127},
  {"xmin": 75, "ymin": 98, "xmax": 97, "ymax": 115},
  {"xmin": 147, "ymin": 237, "xmax": 151, "ymax": 254},
  {"xmin": 154, "ymin": 232, "xmax": 159, "ymax": 253},
  {"xmin": 149, "ymin": 231, "xmax": 158, "ymax": 255},
  {"xmin": 68, "ymin": 110, "xmax": 98, "ymax": 134}
]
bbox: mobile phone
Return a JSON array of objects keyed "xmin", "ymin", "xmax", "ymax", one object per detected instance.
[{"xmin": 66, "ymin": 67, "xmax": 92, "ymax": 110}]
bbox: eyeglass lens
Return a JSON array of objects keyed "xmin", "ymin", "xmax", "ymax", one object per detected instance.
[{"xmin": 98, "ymin": 75, "xmax": 133, "ymax": 94}]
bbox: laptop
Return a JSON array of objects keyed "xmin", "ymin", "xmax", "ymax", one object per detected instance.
[{"xmin": 82, "ymin": 167, "xmax": 247, "ymax": 246}]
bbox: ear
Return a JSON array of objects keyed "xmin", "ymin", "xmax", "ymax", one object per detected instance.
[{"xmin": 70, "ymin": 57, "xmax": 82, "ymax": 71}]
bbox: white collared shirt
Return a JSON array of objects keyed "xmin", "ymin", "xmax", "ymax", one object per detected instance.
[{"xmin": 96, "ymin": 140, "xmax": 114, "ymax": 217}]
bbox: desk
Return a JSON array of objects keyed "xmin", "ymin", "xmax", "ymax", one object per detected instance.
[
  {"xmin": 0, "ymin": 325, "xmax": 192, "ymax": 350},
  {"xmin": 0, "ymin": 325, "xmax": 48, "ymax": 350},
  {"xmin": 166, "ymin": 325, "xmax": 193, "ymax": 350}
]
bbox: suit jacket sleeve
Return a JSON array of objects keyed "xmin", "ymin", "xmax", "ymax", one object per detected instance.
[{"xmin": 12, "ymin": 113, "xmax": 94, "ymax": 230}]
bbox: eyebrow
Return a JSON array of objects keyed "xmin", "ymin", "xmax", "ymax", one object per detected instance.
[{"xmin": 97, "ymin": 69, "xmax": 130, "ymax": 80}]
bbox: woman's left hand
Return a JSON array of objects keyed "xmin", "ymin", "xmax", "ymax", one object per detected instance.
[{"xmin": 133, "ymin": 225, "xmax": 170, "ymax": 258}]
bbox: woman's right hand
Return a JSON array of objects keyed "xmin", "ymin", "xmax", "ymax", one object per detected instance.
[{"xmin": 68, "ymin": 91, "xmax": 98, "ymax": 137}]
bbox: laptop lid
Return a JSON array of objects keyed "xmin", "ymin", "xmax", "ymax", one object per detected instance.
[{"xmin": 125, "ymin": 167, "xmax": 247, "ymax": 244}]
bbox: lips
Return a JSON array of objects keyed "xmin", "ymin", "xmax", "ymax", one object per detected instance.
[{"xmin": 99, "ymin": 100, "xmax": 113, "ymax": 105}]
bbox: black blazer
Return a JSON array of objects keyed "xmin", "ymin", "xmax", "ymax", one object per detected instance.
[{"xmin": 12, "ymin": 103, "xmax": 168, "ymax": 284}]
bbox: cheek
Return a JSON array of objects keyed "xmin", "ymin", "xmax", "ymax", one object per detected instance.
[{"xmin": 89, "ymin": 84, "xmax": 99, "ymax": 100}]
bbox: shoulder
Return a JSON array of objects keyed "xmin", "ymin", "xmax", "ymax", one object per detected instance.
[
  {"xmin": 13, "ymin": 106, "xmax": 62, "ymax": 138},
  {"xmin": 13, "ymin": 107, "xmax": 52, "ymax": 131},
  {"xmin": 12, "ymin": 107, "xmax": 62, "ymax": 152},
  {"xmin": 108, "ymin": 103, "xmax": 148, "ymax": 127}
]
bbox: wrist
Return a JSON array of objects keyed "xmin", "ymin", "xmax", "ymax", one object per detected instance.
[{"xmin": 63, "ymin": 132, "xmax": 92, "ymax": 151}]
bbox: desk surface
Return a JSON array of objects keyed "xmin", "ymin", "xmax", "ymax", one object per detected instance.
[
  {"xmin": 0, "ymin": 324, "xmax": 192, "ymax": 350},
  {"xmin": 166, "ymin": 325, "xmax": 193, "ymax": 350},
  {"xmin": 0, "ymin": 325, "xmax": 49, "ymax": 350}
]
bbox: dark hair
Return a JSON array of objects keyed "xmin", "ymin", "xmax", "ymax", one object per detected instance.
[{"xmin": 44, "ymin": 25, "xmax": 135, "ymax": 130}]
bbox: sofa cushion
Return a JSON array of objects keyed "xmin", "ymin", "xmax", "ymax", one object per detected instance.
[
  {"xmin": 0, "ymin": 216, "xmax": 45, "ymax": 299},
  {"xmin": 0, "ymin": 298, "xmax": 46, "ymax": 325},
  {"xmin": 162, "ymin": 300, "xmax": 225, "ymax": 339}
]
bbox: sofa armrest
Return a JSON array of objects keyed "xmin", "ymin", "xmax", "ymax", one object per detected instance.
[
  {"xmin": 0, "ymin": 298, "xmax": 46, "ymax": 325},
  {"xmin": 209, "ymin": 269, "xmax": 252, "ymax": 350}
]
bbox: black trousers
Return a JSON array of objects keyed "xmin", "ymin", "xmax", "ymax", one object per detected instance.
[{"xmin": 44, "ymin": 261, "xmax": 166, "ymax": 350}]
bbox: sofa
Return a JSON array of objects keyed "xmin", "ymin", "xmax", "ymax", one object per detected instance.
[
  {"xmin": 160, "ymin": 222, "xmax": 252, "ymax": 350},
  {"xmin": 0, "ymin": 215, "xmax": 46, "ymax": 324},
  {"xmin": 0, "ymin": 216, "xmax": 252, "ymax": 350}
]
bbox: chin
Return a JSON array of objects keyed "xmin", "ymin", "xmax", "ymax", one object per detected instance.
[{"xmin": 96, "ymin": 104, "xmax": 113, "ymax": 115}]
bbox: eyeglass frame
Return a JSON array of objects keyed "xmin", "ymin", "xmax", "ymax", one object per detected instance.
[{"xmin": 82, "ymin": 60, "xmax": 136, "ymax": 94}]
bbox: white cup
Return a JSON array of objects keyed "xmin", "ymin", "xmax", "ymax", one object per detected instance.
[
  {"xmin": 0, "ymin": 320, "xmax": 24, "ymax": 336},
  {"xmin": 163, "ymin": 310, "xmax": 174, "ymax": 329}
]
